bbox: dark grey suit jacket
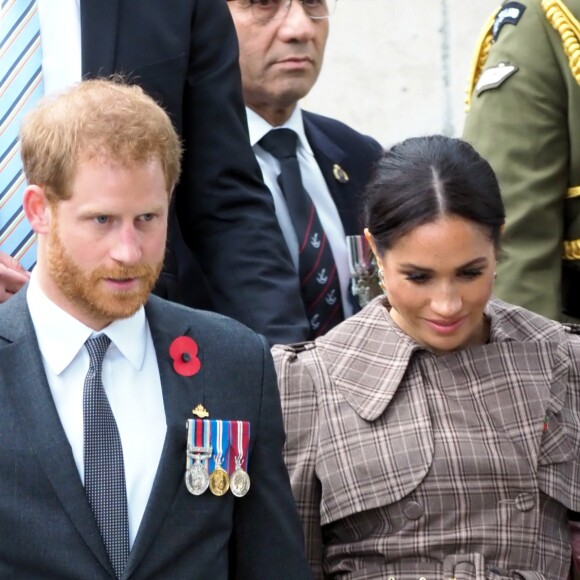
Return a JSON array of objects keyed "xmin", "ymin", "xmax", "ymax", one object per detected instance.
[
  {"xmin": 79, "ymin": 0, "xmax": 309, "ymax": 344},
  {"xmin": 0, "ymin": 291, "xmax": 311, "ymax": 579}
]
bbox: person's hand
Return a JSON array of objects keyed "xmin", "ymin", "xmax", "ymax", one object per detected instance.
[{"xmin": 0, "ymin": 251, "xmax": 30, "ymax": 303}]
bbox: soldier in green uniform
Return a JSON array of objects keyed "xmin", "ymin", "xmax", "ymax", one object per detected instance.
[{"xmin": 463, "ymin": 0, "xmax": 580, "ymax": 323}]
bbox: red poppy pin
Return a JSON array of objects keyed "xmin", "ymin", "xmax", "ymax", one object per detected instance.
[{"xmin": 169, "ymin": 336, "xmax": 201, "ymax": 377}]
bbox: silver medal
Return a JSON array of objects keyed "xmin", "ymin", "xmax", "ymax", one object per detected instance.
[
  {"xmin": 230, "ymin": 467, "xmax": 251, "ymax": 497},
  {"xmin": 184, "ymin": 424, "xmax": 212, "ymax": 496},
  {"xmin": 185, "ymin": 461, "xmax": 210, "ymax": 496}
]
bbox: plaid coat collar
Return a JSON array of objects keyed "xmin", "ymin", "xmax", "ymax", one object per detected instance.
[{"xmin": 313, "ymin": 296, "xmax": 546, "ymax": 422}]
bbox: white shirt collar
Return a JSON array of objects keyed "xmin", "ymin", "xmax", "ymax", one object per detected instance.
[
  {"xmin": 26, "ymin": 272, "xmax": 148, "ymax": 375},
  {"xmin": 246, "ymin": 105, "xmax": 314, "ymax": 156}
]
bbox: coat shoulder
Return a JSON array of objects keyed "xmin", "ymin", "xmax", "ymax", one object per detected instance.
[
  {"xmin": 146, "ymin": 295, "xmax": 265, "ymax": 346},
  {"xmin": 490, "ymin": 298, "xmax": 573, "ymax": 342},
  {"xmin": 302, "ymin": 110, "xmax": 383, "ymax": 156}
]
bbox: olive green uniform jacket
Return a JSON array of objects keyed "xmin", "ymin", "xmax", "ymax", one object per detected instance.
[{"xmin": 463, "ymin": 0, "xmax": 580, "ymax": 322}]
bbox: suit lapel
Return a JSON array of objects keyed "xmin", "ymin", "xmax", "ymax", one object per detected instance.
[
  {"xmin": 124, "ymin": 298, "xmax": 206, "ymax": 577},
  {"xmin": 0, "ymin": 293, "xmax": 114, "ymax": 576},
  {"xmin": 80, "ymin": 0, "xmax": 120, "ymax": 77},
  {"xmin": 303, "ymin": 113, "xmax": 360, "ymax": 235}
]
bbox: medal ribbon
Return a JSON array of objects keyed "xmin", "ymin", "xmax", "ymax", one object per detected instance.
[
  {"xmin": 209, "ymin": 419, "xmax": 229, "ymax": 473},
  {"xmin": 186, "ymin": 419, "xmax": 209, "ymax": 469},
  {"xmin": 229, "ymin": 421, "xmax": 250, "ymax": 472},
  {"xmin": 195, "ymin": 419, "xmax": 204, "ymax": 447},
  {"xmin": 202, "ymin": 419, "xmax": 212, "ymax": 467}
]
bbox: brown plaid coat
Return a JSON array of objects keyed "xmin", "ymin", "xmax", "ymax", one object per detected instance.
[{"xmin": 272, "ymin": 297, "xmax": 580, "ymax": 579}]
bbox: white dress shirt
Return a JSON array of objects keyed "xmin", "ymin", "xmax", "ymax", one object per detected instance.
[
  {"xmin": 247, "ymin": 106, "xmax": 353, "ymax": 317},
  {"xmin": 37, "ymin": 0, "xmax": 81, "ymax": 94},
  {"xmin": 27, "ymin": 273, "xmax": 167, "ymax": 547}
]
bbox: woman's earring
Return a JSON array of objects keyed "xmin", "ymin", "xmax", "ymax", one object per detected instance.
[
  {"xmin": 378, "ymin": 268, "xmax": 385, "ymax": 291},
  {"xmin": 494, "ymin": 272, "xmax": 497, "ymax": 280}
]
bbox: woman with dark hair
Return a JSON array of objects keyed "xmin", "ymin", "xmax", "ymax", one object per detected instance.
[{"xmin": 273, "ymin": 135, "xmax": 580, "ymax": 579}]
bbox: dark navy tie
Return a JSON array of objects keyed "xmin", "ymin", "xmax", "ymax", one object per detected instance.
[
  {"xmin": 83, "ymin": 335, "xmax": 130, "ymax": 578},
  {"xmin": 259, "ymin": 128, "xmax": 344, "ymax": 337}
]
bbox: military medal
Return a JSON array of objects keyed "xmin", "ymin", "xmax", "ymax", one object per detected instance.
[
  {"xmin": 185, "ymin": 458, "xmax": 210, "ymax": 496},
  {"xmin": 229, "ymin": 421, "xmax": 251, "ymax": 498},
  {"xmin": 209, "ymin": 466, "xmax": 229, "ymax": 496},
  {"xmin": 185, "ymin": 420, "xmax": 212, "ymax": 496},
  {"xmin": 209, "ymin": 420, "xmax": 230, "ymax": 496},
  {"xmin": 230, "ymin": 462, "xmax": 251, "ymax": 498}
]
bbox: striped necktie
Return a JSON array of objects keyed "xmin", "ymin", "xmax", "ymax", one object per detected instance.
[
  {"xmin": 259, "ymin": 128, "xmax": 344, "ymax": 338},
  {"xmin": 0, "ymin": 0, "xmax": 44, "ymax": 270}
]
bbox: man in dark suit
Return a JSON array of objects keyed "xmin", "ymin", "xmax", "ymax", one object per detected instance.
[
  {"xmin": 227, "ymin": 0, "xmax": 383, "ymax": 338},
  {"xmin": 0, "ymin": 0, "xmax": 309, "ymax": 344},
  {"xmin": 0, "ymin": 79, "xmax": 310, "ymax": 579}
]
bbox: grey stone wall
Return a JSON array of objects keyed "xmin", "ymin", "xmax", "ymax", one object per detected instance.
[{"xmin": 303, "ymin": 0, "xmax": 500, "ymax": 146}]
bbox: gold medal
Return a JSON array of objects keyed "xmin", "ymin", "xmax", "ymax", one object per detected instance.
[{"xmin": 209, "ymin": 466, "xmax": 230, "ymax": 496}]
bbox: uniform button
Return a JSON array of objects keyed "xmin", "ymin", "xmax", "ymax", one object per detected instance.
[
  {"xmin": 387, "ymin": 577, "xmax": 396, "ymax": 580},
  {"xmin": 514, "ymin": 492, "xmax": 535, "ymax": 512},
  {"xmin": 403, "ymin": 500, "xmax": 424, "ymax": 520}
]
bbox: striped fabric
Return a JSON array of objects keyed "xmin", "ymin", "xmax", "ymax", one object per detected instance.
[
  {"xmin": 259, "ymin": 128, "xmax": 344, "ymax": 338},
  {"xmin": 273, "ymin": 296, "xmax": 580, "ymax": 579},
  {"xmin": 0, "ymin": 0, "xmax": 43, "ymax": 270}
]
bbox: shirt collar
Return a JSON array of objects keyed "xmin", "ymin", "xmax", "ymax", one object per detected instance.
[
  {"xmin": 26, "ymin": 271, "xmax": 148, "ymax": 375},
  {"xmin": 246, "ymin": 104, "xmax": 314, "ymax": 155}
]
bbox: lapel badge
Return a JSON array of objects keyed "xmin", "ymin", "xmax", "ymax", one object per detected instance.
[
  {"xmin": 192, "ymin": 404, "xmax": 209, "ymax": 418},
  {"xmin": 475, "ymin": 62, "xmax": 518, "ymax": 96},
  {"xmin": 169, "ymin": 336, "xmax": 201, "ymax": 377},
  {"xmin": 333, "ymin": 163, "xmax": 349, "ymax": 184}
]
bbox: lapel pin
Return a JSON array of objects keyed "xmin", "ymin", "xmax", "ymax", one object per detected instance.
[
  {"xmin": 333, "ymin": 163, "xmax": 349, "ymax": 184},
  {"xmin": 192, "ymin": 404, "xmax": 209, "ymax": 418},
  {"xmin": 169, "ymin": 336, "xmax": 201, "ymax": 377}
]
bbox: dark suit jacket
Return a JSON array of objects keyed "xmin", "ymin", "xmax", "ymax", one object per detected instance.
[
  {"xmin": 302, "ymin": 111, "xmax": 383, "ymax": 312},
  {"xmin": 79, "ymin": 0, "xmax": 309, "ymax": 344},
  {"xmin": 0, "ymin": 291, "xmax": 311, "ymax": 579}
]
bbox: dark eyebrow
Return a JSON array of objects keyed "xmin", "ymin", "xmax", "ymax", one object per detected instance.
[{"xmin": 398, "ymin": 257, "xmax": 490, "ymax": 273}]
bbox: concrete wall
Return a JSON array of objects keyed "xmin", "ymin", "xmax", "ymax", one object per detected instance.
[{"xmin": 302, "ymin": 0, "xmax": 500, "ymax": 147}]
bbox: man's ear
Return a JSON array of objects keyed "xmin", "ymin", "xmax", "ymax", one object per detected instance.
[{"xmin": 23, "ymin": 185, "xmax": 52, "ymax": 234}]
